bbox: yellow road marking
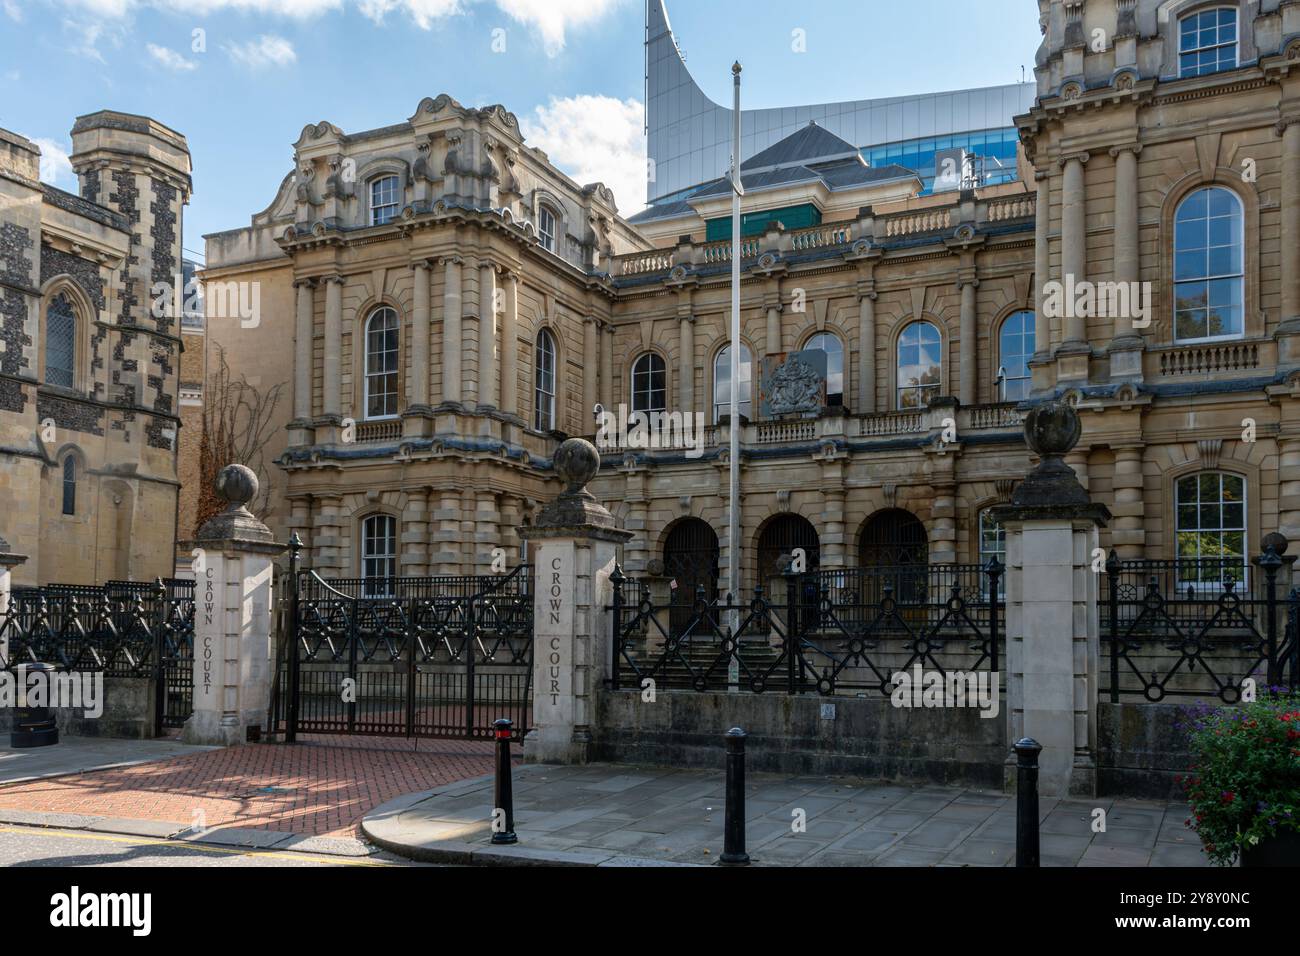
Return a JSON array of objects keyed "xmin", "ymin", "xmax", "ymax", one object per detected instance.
[{"xmin": 0, "ymin": 826, "xmax": 396, "ymax": 866}]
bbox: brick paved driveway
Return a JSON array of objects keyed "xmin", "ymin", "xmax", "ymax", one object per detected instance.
[{"xmin": 0, "ymin": 736, "xmax": 500, "ymax": 838}]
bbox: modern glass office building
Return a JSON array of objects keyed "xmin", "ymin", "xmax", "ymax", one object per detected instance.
[{"xmin": 644, "ymin": 0, "xmax": 1035, "ymax": 206}]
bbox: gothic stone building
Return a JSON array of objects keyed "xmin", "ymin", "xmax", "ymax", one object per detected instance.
[
  {"xmin": 196, "ymin": 0, "xmax": 1300, "ymax": 597},
  {"xmin": 0, "ymin": 113, "xmax": 191, "ymax": 586}
]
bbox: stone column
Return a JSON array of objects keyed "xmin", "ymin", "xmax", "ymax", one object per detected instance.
[
  {"xmin": 821, "ymin": 487, "xmax": 846, "ymax": 569},
  {"xmin": 501, "ymin": 272, "xmax": 520, "ymax": 419},
  {"xmin": 1111, "ymin": 445, "xmax": 1145, "ymax": 559},
  {"xmin": 499, "ymin": 495, "xmax": 522, "ymax": 569},
  {"xmin": 1059, "ymin": 154, "xmax": 1089, "ymax": 348},
  {"xmin": 460, "ymin": 487, "xmax": 477, "ymax": 576},
  {"xmin": 322, "ymin": 275, "xmax": 344, "ymax": 419},
  {"xmin": 518, "ymin": 439, "xmax": 632, "ymax": 764},
  {"xmin": 1108, "ymin": 144, "xmax": 1144, "ymax": 380},
  {"xmin": 857, "ymin": 289, "xmax": 877, "ymax": 414},
  {"xmin": 314, "ymin": 495, "xmax": 345, "ymax": 574},
  {"xmin": 287, "ymin": 496, "xmax": 313, "ymax": 561},
  {"xmin": 410, "ymin": 261, "xmax": 431, "ymax": 408},
  {"xmin": 766, "ymin": 302, "xmax": 783, "ymax": 355},
  {"xmin": 1279, "ymin": 435, "xmax": 1300, "ymax": 546},
  {"xmin": 440, "ymin": 256, "xmax": 463, "ymax": 406},
  {"xmin": 992, "ymin": 403, "xmax": 1110, "ymax": 797},
  {"xmin": 291, "ymin": 279, "xmax": 316, "ymax": 436},
  {"xmin": 583, "ymin": 317, "xmax": 599, "ymax": 421},
  {"xmin": 401, "ymin": 488, "xmax": 430, "ymax": 576},
  {"xmin": 958, "ymin": 276, "xmax": 978, "ymax": 406},
  {"xmin": 0, "ymin": 537, "xmax": 29, "ymax": 668},
  {"xmin": 930, "ymin": 484, "xmax": 957, "ymax": 565},
  {"xmin": 600, "ymin": 324, "xmax": 615, "ymax": 412},
  {"xmin": 1278, "ymin": 120, "xmax": 1300, "ymax": 359},
  {"xmin": 184, "ymin": 465, "xmax": 286, "ymax": 747},
  {"xmin": 433, "ymin": 489, "xmax": 462, "ymax": 575},
  {"xmin": 1065, "ymin": 448, "xmax": 1090, "ymax": 494},
  {"xmin": 678, "ymin": 315, "xmax": 695, "ymax": 414},
  {"xmin": 1033, "ymin": 172, "xmax": 1051, "ymax": 363},
  {"xmin": 477, "ymin": 263, "xmax": 497, "ymax": 409},
  {"xmin": 475, "ymin": 490, "xmax": 498, "ymax": 574}
]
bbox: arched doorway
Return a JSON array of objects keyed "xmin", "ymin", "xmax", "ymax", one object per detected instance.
[
  {"xmin": 858, "ymin": 509, "xmax": 928, "ymax": 567},
  {"xmin": 662, "ymin": 519, "xmax": 720, "ymax": 633},
  {"xmin": 756, "ymin": 514, "xmax": 820, "ymax": 585}
]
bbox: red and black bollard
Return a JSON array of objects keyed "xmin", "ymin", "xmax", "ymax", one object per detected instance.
[
  {"xmin": 491, "ymin": 717, "xmax": 518, "ymax": 845},
  {"xmin": 1014, "ymin": 737, "xmax": 1042, "ymax": 868},
  {"xmin": 720, "ymin": 726, "xmax": 750, "ymax": 865}
]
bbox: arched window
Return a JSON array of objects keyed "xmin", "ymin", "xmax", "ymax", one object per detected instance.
[
  {"xmin": 364, "ymin": 307, "xmax": 400, "ymax": 420},
  {"xmin": 534, "ymin": 329, "xmax": 556, "ymax": 431},
  {"xmin": 538, "ymin": 205, "xmax": 558, "ymax": 254},
  {"xmin": 361, "ymin": 514, "xmax": 397, "ymax": 593},
  {"xmin": 978, "ymin": 508, "xmax": 1005, "ymax": 598},
  {"xmin": 897, "ymin": 321, "xmax": 942, "ymax": 409},
  {"xmin": 45, "ymin": 292, "xmax": 76, "ymax": 389},
  {"xmin": 62, "ymin": 456, "xmax": 77, "ymax": 516},
  {"xmin": 804, "ymin": 331, "xmax": 843, "ymax": 407},
  {"xmin": 1175, "ymin": 472, "xmax": 1247, "ymax": 588},
  {"xmin": 1179, "ymin": 7, "xmax": 1237, "ymax": 78},
  {"xmin": 713, "ymin": 343, "xmax": 753, "ymax": 423},
  {"xmin": 631, "ymin": 352, "xmax": 666, "ymax": 414},
  {"xmin": 1174, "ymin": 187, "xmax": 1243, "ymax": 342},
  {"xmin": 998, "ymin": 310, "xmax": 1035, "ymax": 402},
  {"xmin": 369, "ymin": 175, "xmax": 400, "ymax": 226}
]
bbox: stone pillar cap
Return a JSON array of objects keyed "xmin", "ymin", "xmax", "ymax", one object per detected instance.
[{"xmin": 192, "ymin": 464, "xmax": 285, "ymax": 552}]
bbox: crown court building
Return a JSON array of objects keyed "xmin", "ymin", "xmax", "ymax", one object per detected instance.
[{"xmin": 182, "ymin": 0, "xmax": 1300, "ymax": 603}]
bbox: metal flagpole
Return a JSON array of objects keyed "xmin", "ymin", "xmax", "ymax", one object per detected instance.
[{"xmin": 728, "ymin": 62, "xmax": 743, "ymax": 685}]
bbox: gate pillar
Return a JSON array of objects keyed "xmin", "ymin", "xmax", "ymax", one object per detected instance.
[
  {"xmin": 518, "ymin": 439, "xmax": 632, "ymax": 765},
  {"xmin": 992, "ymin": 403, "xmax": 1109, "ymax": 798},
  {"xmin": 182, "ymin": 465, "xmax": 286, "ymax": 747},
  {"xmin": 0, "ymin": 536, "xmax": 29, "ymax": 666}
]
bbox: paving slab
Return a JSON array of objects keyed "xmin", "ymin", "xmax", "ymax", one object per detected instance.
[
  {"xmin": 360, "ymin": 762, "xmax": 1206, "ymax": 868},
  {"xmin": 0, "ymin": 737, "xmax": 217, "ymax": 784}
]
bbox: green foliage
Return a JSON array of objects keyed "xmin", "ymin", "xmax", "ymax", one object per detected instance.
[{"xmin": 1181, "ymin": 691, "xmax": 1300, "ymax": 866}]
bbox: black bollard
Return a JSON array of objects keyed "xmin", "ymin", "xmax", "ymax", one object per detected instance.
[
  {"xmin": 1014, "ymin": 737, "xmax": 1042, "ymax": 868},
  {"xmin": 10, "ymin": 663, "xmax": 59, "ymax": 749},
  {"xmin": 720, "ymin": 726, "xmax": 750, "ymax": 865},
  {"xmin": 491, "ymin": 717, "xmax": 518, "ymax": 845}
]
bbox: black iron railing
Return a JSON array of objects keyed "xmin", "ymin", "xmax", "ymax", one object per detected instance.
[
  {"xmin": 609, "ymin": 561, "xmax": 1004, "ymax": 697},
  {"xmin": 0, "ymin": 578, "xmax": 195, "ymax": 733},
  {"xmin": 1101, "ymin": 550, "xmax": 1299, "ymax": 702}
]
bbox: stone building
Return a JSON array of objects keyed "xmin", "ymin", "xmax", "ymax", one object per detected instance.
[
  {"xmin": 192, "ymin": 0, "xmax": 1300, "ymax": 597},
  {"xmin": 0, "ymin": 113, "xmax": 191, "ymax": 587}
]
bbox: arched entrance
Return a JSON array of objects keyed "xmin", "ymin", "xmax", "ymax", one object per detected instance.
[
  {"xmin": 662, "ymin": 519, "xmax": 720, "ymax": 633},
  {"xmin": 756, "ymin": 514, "xmax": 820, "ymax": 585},
  {"xmin": 858, "ymin": 509, "xmax": 928, "ymax": 567}
]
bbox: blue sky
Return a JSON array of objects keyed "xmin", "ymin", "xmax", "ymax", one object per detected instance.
[{"xmin": 0, "ymin": 0, "xmax": 1042, "ymax": 260}]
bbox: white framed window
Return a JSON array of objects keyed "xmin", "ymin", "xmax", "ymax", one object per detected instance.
[
  {"xmin": 998, "ymin": 310, "xmax": 1035, "ymax": 402},
  {"xmin": 1179, "ymin": 7, "xmax": 1238, "ymax": 78},
  {"xmin": 897, "ymin": 321, "xmax": 942, "ymax": 409},
  {"xmin": 804, "ymin": 331, "xmax": 843, "ymax": 407},
  {"xmin": 45, "ymin": 292, "xmax": 76, "ymax": 389},
  {"xmin": 713, "ymin": 343, "xmax": 753, "ymax": 423},
  {"xmin": 369, "ymin": 175, "xmax": 400, "ymax": 226},
  {"xmin": 534, "ymin": 329, "xmax": 556, "ymax": 431},
  {"xmin": 1174, "ymin": 187, "xmax": 1244, "ymax": 343},
  {"xmin": 1175, "ymin": 472, "xmax": 1247, "ymax": 589},
  {"xmin": 538, "ymin": 205, "xmax": 558, "ymax": 254},
  {"xmin": 978, "ymin": 508, "xmax": 1006, "ymax": 598},
  {"xmin": 361, "ymin": 514, "xmax": 397, "ymax": 594},
  {"xmin": 631, "ymin": 352, "xmax": 667, "ymax": 414},
  {"xmin": 364, "ymin": 307, "xmax": 400, "ymax": 420}
]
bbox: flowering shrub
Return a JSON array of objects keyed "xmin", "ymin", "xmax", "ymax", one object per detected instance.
[{"xmin": 1180, "ymin": 690, "xmax": 1300, "ymax": 866}]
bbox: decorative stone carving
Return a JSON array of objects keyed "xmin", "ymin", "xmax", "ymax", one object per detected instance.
[
  {"xmin": 534, "ymin": 438, "xmax": 617, "ymax": 530},
  {"xmin": 762, "ymin": 353, "xmax": 826, "ymax": 416},
  {"xmin": 1197, "ymin": 438, "xmax": 1223, "ymax": 471},
  {"xmin": 196, "ymin": 464, "xmax": 276, "ymax": 545}
]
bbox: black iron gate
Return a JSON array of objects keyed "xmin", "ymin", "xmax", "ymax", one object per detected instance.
[{"xmin": 271, "ymin": 546, "xmax": 534, "ymax": 742}]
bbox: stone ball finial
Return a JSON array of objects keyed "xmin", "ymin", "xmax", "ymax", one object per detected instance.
[
  {"xmin": 214, "ymin": 463, "xmax": 259, "ymax": 511},
  {"xmin": 1023, "ymin": 400, "xmax": 1081, "ymax": 459},
  {"xmin": 553, "ymin": 438, "xmax": 600, "ymax": 496}
]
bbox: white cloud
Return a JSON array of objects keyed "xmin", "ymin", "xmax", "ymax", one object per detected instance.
[
  {"xmin": 27, "ymin": 137, "xmax": 75, "ymax": 188},
  {"xmin": 494, "ymin": 0, "xmax": 621, "ymax": 56},
  {"xmin": 62, "ymin": 18, "xmax": 116, "ymax": 63},
  {"xmin": 147, "ymin": 42, "xmax": 198, "ymax": 70},
  {"xmin": 225, "ymin": 33, "xmax": 297, "ymax": 68},
  {"xmin": 3, "ymin": 1, "xmax": 23, "ymax": 22},
  {"xmin": 358, "ymin": 0, "xmax": 462, "ymax": 30},
  {"xmin": 522, "ymin": 95, "xmax": 647, "ymax": 216}
]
